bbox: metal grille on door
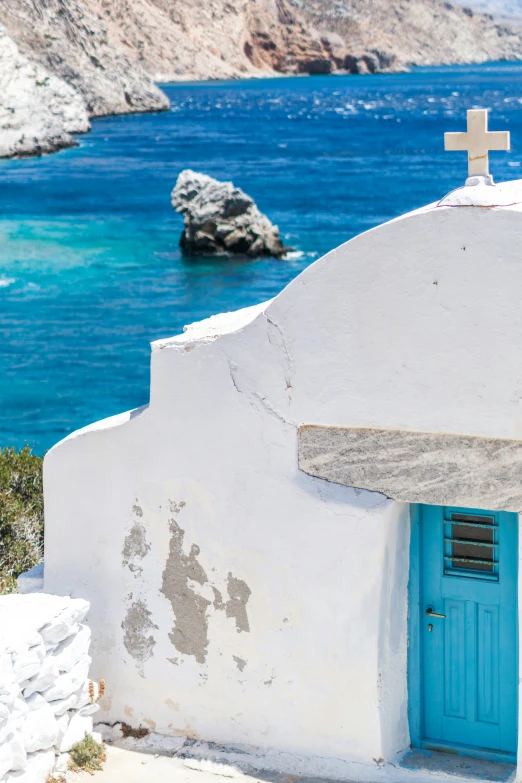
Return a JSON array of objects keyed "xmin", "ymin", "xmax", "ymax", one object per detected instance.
[{"xmin": 444, "ymin": 512, "xmax": 498, "ymax": 580}]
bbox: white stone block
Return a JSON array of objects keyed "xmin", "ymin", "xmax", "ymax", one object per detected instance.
[
  {"xmin": 55, "ymin": 711, "xmax": 70, "ymax": 745},
  {"xmin": 58, "ymin": 712, "xmax": 93, "ymax": 753},
  {"xmin": 47, "ymin": 691, "xmax": 79, "ymax": 717},
  {"xmin": 0, "ymin": 654, "xmax": 14, "ymax": 695},
  {"xmin": 77, "ymin": 678, "xmax": 98, "ymax": 705},
  {"xmin": 51, "ymin": 624, "xmax": 91, "ymax": 674},
  {"xmin": 16, "ymin": 565, "xmax": 44, "ymax": 596},
  {"xmin": 0, "ymin": 702, "xmax": 10, "ymax": 729},
  {"xmin": 25, "ymin": 694, "xmax": 46, "ymax": 713},
  {"xmin": 41, "ymin": 655, "xmax": 90, "ymax": 703},
  {"xmin": 38, "ymin": 600, "xmax": 89, "ymax": 646},
  {"xmin": 0, "ymin": 596, "xmax": 76, "ymax": 654},
  {"xmin": 0, "ymin": 742, "xmax": 13, "ymax": 780},
  {"xmin": 4, "ymin": 749, "xmax": 55, "ymax": 783},
  {"xmin": 10, "ymin": 698, "xmax": 29, "ymax": 728},
  {"xmin": 23, "ymin": 657, "xmax": 59, "ymax": 699},
  {"xmin": 78, "ymin": 702, "xmax": 100, "ymax": 717},
  {"xmin": 53, "ymin": 752, "xmax": 70, "ymax": 775},
  {"xmin": 46, "ymin": 679, "xmax": 94, "ymax": 716},
  {"xmin": 0, "ymin": 716, "xmax": 27, "ymax": 747},
  {"xmin": 12, "ymin": 643, "xmax": 45, "ymax": 685},
  {"xmin": 0, "ymin": 685, "xmax": 21, "ymax": 711},
  {"xmin": 0, "ymin": 593, "xmax": 94, "ymax": 779},
  {"xmin": 19, "ymin": 696, "xmax": 59, "ymax": 752},
  {"xmin": 8, "ymin": 732, "xmax": 27, "ymax": 772},
  {"xmin": 0, "ymin": 720, "xmax": 15, "ymax": 746}
]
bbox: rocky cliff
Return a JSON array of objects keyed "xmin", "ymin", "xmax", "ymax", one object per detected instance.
[
  {"xmin": 454, "ymin": 0, "xmax": 522, "ymax": 24},
  {"xmin": 1, "ymin": 0, "xmax": 522, "ymax": 159},
  {"xmin": 293, "ymin": 0, "xmax": 522, "ymax": 70}
]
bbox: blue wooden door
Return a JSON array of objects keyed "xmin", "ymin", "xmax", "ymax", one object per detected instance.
[{"xmin": 419, "ymin": 504, "xmax": 518, "ymax": 760}]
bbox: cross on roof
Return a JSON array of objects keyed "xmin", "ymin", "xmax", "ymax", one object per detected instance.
[{"xmin": 444, "ymin": 109, "xmax": 510, "ymax": 183}]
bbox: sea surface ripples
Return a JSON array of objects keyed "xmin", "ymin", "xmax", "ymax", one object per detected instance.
[{"xmin": 0, "ymin": 62, "xmax": 521, "ymax": 452}]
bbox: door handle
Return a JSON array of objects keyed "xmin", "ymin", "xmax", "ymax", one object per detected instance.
[{"xmin": 426, "ymin": 607, "xmax": 446, "ymax": 619}]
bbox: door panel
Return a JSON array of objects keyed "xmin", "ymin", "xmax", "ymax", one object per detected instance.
[
  {"xmin": 477, "ymin": 604, "xmax": 499, "ymax": 725},
  {"xmin": 444, "ymin": 599, "xmax": 466, "ymax": 719},
  {"xmin": 419, "ymin": 504, "xmax": 518, "ymax": 759}
]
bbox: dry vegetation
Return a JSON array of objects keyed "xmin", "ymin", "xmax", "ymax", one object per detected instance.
[
  {"xmin": 69, "ymin": 733, "xmax": 107, "ymax": 774},
  {"xmin": 0, "ymin": 446, "xmax": 43, "ymax": 594}
]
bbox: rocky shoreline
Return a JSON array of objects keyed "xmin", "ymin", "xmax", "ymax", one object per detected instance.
[{"xmin": 1, "ymin": 0, "xmax": 522, "ymax": 160}]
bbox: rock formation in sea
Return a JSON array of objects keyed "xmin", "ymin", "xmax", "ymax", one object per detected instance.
[
  {"xmin": 1, "ymin": 0, "xmax": 522, "ymax": 158},
  {"xmin": 171, "ymin": 170, "xmax": 289, "ymax": 259}
]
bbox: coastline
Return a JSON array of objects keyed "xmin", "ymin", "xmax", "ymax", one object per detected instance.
[
  {"xmin": 4, "ymin": 57, "xmax": 522, "ymax": 163},
  {"xmin": 2, "ymin": 0, "xmax": 522, "ymax": 161}
]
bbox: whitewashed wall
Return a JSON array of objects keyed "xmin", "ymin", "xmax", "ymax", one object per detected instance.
[
  {"xmin": 43, "ymin": 184, "xmax": 522, "ymax": 775},
  {"xmin": 0, "ymin": 595, "xmax": 99, "ymax": 783}
]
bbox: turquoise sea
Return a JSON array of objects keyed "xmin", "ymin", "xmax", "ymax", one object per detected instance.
[{"xmin": 1, "ymin": 62, "xmax": 521, "ymax": 454}]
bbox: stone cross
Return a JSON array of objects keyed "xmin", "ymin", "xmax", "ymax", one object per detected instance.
[{"xmin": 445, "ymin": 109, "xmax": 510, "ymax": 183}]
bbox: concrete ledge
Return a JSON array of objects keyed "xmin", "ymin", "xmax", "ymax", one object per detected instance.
[
  {"xmin": 298, "ymin": 425, "xmax": 522, "ymax": 512},
  {"xmin": 88, "ymin": 737, "xmax": 516, "ymax": 783}
]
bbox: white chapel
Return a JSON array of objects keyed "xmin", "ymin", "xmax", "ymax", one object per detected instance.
[{"xmin": 43, "ymin": 110, "xmax": 522, "ymax": 780}]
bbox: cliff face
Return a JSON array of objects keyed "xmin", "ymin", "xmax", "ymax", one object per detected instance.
[
  {"xmin": 0, "ymin": 24, "xmax": 89, "ymax": 158},
  {"xmin": 1, "ymin": 0, "xmax": 522, "ymax": 159},
  {"xmin": 453, "ymin": 0, "xmax": 522, "ymax": 24},
  {"xmin": 0, "ymin": 0, "xmax": 169, "ymax": 119},
  {"xmin": 293, "ymin": 0, "xmax": 522, "ymax": 71}
]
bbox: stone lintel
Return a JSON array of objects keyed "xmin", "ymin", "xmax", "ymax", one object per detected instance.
[{"xmin": 298, "ymin": 425, "xmax": 522, "ymax": 512}]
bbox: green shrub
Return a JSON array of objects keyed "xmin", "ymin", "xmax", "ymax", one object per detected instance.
[
  {"xmin": 0, "ymin": 446, "xmax": 43, "ymax": 594},
  {"xmin": 69, "ymin": 733, "xmax": 106, "ymax": 773}
]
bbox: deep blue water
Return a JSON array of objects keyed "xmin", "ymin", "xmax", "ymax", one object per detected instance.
[{"xmin": 1, "ymin": 62, "xmax": 522, "ymax": 454}]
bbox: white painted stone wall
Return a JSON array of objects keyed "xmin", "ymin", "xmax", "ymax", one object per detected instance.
[
  {"xmin": 0, "ymin": 594, "xmax": 99, "ymax": 782},
  {"xmin": 43, "ymin": 179, "xmax": 522, "ymax": 777}
]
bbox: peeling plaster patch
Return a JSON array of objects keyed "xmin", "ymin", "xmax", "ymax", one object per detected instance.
[
  {"xmin": 122, "ymin": 521, "xmax": 150, "ymax": 575},
  {"xmin": 225, "ymin": 573, "xmax": 251, "ymax": 633},
  {"xmin": 169, "ymin": 499, "xmax": 186, "ymax": 515},
  {"xmin": 264, "ymin": 670, "xmax": 276, "ymax": 686},
  {"xmin": 144, "ymin": 718, "xmax": 157, "ymax": 731},
  {"xmin": 171, "ymin": 724, "xmax": 200, "ymax": 740},
  {"xmin": 161, "ymin": 513, "xmax": 211, "ymax": 664},
  {"xmin": 233, "ymin": 656, "xmax": 247, "ymax": 672},
  {"xmin": 122, "ymin": 600, "xmax": 158, "ymax": 677},
  {"xmin": 212, "ymin": 587, "xmax": 224, "ymax": 610},
  {"xmin": 168, "ymin": 657, "xmax": 179, "ymax": 666},
  {"xmin": 165, "ymin": 698, "xmax": 180, "ymax": 711}
]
